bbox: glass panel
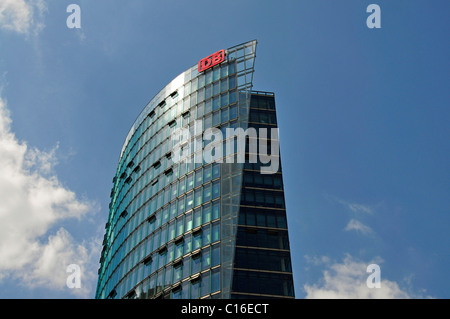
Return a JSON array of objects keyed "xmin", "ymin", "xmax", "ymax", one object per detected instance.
[
  {"xmin": 185, "ymin": 211, "xmax": 193, "ymax": 232},
  {"xmin": 205, "ymin": 71, "xmax": 212, "ymax": 85},
  {"xmin": 200, "ymin": 271, "xmax": 210, "ymax": 297},
  {"xmin": 165, "ymin": 266, "xmax": 172, "ymax": 287},
  {"xmin": 203, "ymin": 183, "xmax": 212, "ymax": 202},
  {"xmin": 175, "ymin": 241, "xmax": 184, "ymax": 259},
  {"xmin": 203, "ymin": 164, "xmax": 212, "ymax": 183},
  {"xmin": 205, "ymin": 99, "xmax": 212, "ymax": 114},
  {"xmin": 212, "ymin": 96, "xmax": 220, "ymax": 111},
  {"xmin": 211, "ymin": 268, "xmax": 220, "ymax": 293},
  {"xmin": 181, "ymin": 280, "xmax": 189, "ymax": 299},
  {"xmin": 213, "ymin": 68, "xmax": 220, "ymax": 82},
  {"xmin": 229, "ymin": 89, "xmax": 237, "ymax": 104},
  {"xmin": 212, "ymin": 222, "xmax": 220, "ymax": 243},
  {"xmin": 183, "ymin": 257, "xmax": 190, "ymax": 279},
  {"xmin": 178, "ymin": 195, "xmax": 185, "ymax": 213},
  {"xmin": 197, "ymin": 102, "xmax": 204, "ymax": 118},
  {"xmin": 229, "ymin": 104, "xmax": 237, "ymax": 120},
  {"xmin": 221, "ymin": 93, "xmax": 229, "ymax": 108},
  {"xmin": 212, "ymin": 181, "xmax": 220, "ymax": 199},
  {"xmin": 201, "ymin": 247, "xmax": 211, "ymax": 271},
  {"xmin": 192, "ymin": 255, "xmax": 201, "ymax": 275},
  {"xmin": 212, "ymin": 111, "xmax": 220, "ymax": 127},
  {"xmin": 178, "ymin": 177, "xmax": 186, "ymax": 194},
  {"xmin": 229, "ymin": 62, "xmax": 236, "ymax": 74},
  {"xmin": 203, "ymin": 224, "xmax": 211, "ymax": 246},
  {"xmin": 202, "ymin": 203, "xmax": 212, "ymax": 224},
  {"xmin": 198, "ymin": 73, "xmax": 205, "ymax": 88},
  {"xmin": 212, "ymin": 163, "xmax": 220, "ymax": 179},
  {"xmin": 213, "ymin": 82, "xmax": 220, "ymax": 96},
  {"xmin": 204, "ymin": 113, "xmax": 212, "ymax": 129},
  {"xmin": 169, "ymin": 200, "xmax": 177, "ymax": 220},
  {"xmin": 191, "ymin": 280, "xmax": 200, "ymax": 299},
  {"xmin": 212, "ymin": 201, "xmax": 220, "ymax": 220},
  {"xmin": 193, "ymin": 208, "xmax": 202, "ymax": 228},
  {"xmin": 221, "ymin": 107, "xmax": 229, "ymax": 123},
  {"xmin": 194, "ymin": 189, "xmax": 202, "ymax": 208},
  {"xmin": 176, "ymin": 216, "xmax": 184, "ymax": 237},
  {"xmin": 186, "ymin": 173, "xmax": 194, "ymax": 191},
  {"xmin": 205, "ymin": 85, "xmax": 212, "ymax": 100},
  {"xmin": 184, "ymin": 234, "xmax": 192, "ymax": 254},
  {"xmin": 220, "ymin": 64, "xmax": 228, "ymax": 78},
  {"xmin": 193, "ymin": 232, "xmax": 202, "ymax": 251}
]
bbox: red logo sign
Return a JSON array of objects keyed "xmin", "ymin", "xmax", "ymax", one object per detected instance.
[{"xmin": 198, "ymin": 50, "xmax": 225, "ymax": 72}]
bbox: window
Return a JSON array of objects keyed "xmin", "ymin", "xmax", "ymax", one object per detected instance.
[
  {"xmin": 212, "ymin": 163, "xmax": 220, "ymax": 179},
  {"xmin": 213, "ymin": 68, "xmax": 220, "ymax": 82},
  {"xmin": 221, "ymin": 93, "xmax": 229, "ymax": 108},
  {"xmin": 168, "ymin": 119, "xmax": 176, "ymax": 128},
  {"xmin": 202, "ymin": 203, "xmax": 212, "ymax": 224},
  {"xmin": 200, "ymin": 271, "xmax": 210, "ymax": 297},
  {"xmin": 191, "ymin": 252, "xmax": 202, "ymax": 275},
  {"xmin": 193, "ymin": 230, "xmax": 202, "ymax": 251},
  {"xmin": 203, "ymin": 224, "xmax": 211, "ymax": 246},
  {"xmin": 169, "ymin": 201, "xmax": 177, "ymax": 219},
  {"xmin": 173, "ymin": 263, "xmax": 182, "ymax": 283},
  {"xmin": 182, "ymin": 256, "xmax": 190, "ymax": 279},
  {"xmin": 191, "ymin": 277, "xmax": 201, "ymax": 299},
  {"xmin": 213, "ymin": 81, "xmax": 220, "ymax": 96},
  {"xmin": 212, "ymin": 201, "xmax": 220, "ymax": 220},
  {"xmin": 165, "ymin": 265, "xmax": 173, "ymax": 287},
  {"xmin": 197, "ymin": 102, "xmax": 204, "ymax": 118},
  {"xmin": 176, "ymin": 216, "xmax": 184, "ymax": 237},
  {"xmin": 205, "ymin": 71, "xmax": 212, "ymax": 85},
  {"xmin": 212, "ymin": 181, "xmax": 220, "ymax": 199},
  {"xmin": 204, "ymin": 113, "xmax": 212, "ymax": 129},
  {"xmin": 175, "ymin": 239, "xmax": 184, "ymax": 260},
  {"xmin": 178, "ymin": 195, "xmax": 186, "ymax": 213},
  {"xmin": 186, "ymin": 192, "xmax": 194, "ymax": 211},
  {"xmin": 195, "ymin": 169, "xmax": 203, "ymax": 187},
  {"xmin": 229, "ymin": 90, "xmax": 237, "ymax": 104},
  {"xmin": 186, "ymin": 173, "xmax": 194, "ymax": 192},
  {"xmin": 221, "ymin": 107, "xmax": 229, "ymax": 123},
  {"xmin": 212, "ymin": 222, "xmax": 220, "ymax": 243},
  {"xmin": 193, "ymin": 208, "xmax": 202, "ymax": 228},
  {"xmin": 171, "ymin": 285, "xmax": 182, "ymax": 299},
  {"xmin": 184, "ymin": 234, "xmax": 192, "ymax": 254},
  {"xmin": 185, "ymin": 212, "xmax": 193, "ymax": 232},
  {"xmin": 211, "ymin": 268, "xmax": 220, "ymax": 293},
  {"xmin": 205, "ymin": 99, "xmax": 212, "ymax": 114},
  {"xmin": 212, "ymin": 111, "xmax": 220, "ymax": 127},
  {"xmin": 203, "ymin": 183, "xmax": 212, "ymax": 202},
  {"xmin": 212, "ymin": 96, "xmax": 220, "ymax": 111},
  {"xmin": 203, "ymin": 165, "xmax": 212, "ymax": 183},
  {"xmin": 170, "ymin": 90, "xmax": 178, "ymax": 99}
]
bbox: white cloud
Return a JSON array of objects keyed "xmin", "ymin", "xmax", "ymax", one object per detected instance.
[
  {"xmin": 304, "ymin": 255, "xmax": 331, "ymax": 266},
  {"xmin": 304, "ymin": 255, "xmax": 428, "ymax": 299},
  {"xmin": 0, "ymin": 0, "xmax": 47, "ymax": 35},
  {"xmin": 0, "ymin": 95, "xmax": 100, "ymax": 298},
  {"xmin": 338, "ymin": 199, "xmax": 373, "ymax": 215},
  {"xmin": 345, "ymin": 219, "xmax": 373, "ymax": 235}
]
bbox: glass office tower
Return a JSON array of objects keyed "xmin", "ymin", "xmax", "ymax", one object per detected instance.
[{"xmin": 95, "ymin": 40, "xmax": 294, "ymax": 299}]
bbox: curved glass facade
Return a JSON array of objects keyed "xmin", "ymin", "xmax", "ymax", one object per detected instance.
[{"xmin": 96, "ymin": 40, "xmax": 294, "ymax": 299}]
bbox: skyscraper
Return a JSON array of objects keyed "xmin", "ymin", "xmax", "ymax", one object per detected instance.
[{"xmin": 96, "ymin": 40, "xmax": 295, "ymax": 299}]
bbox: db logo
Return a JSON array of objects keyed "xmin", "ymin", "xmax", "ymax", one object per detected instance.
[{"xmin": 198, "ymin": 49, "xmax": 225, "ymax": 72}]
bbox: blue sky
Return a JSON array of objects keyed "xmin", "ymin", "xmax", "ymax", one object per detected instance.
[{"xmin": 0, "ymin": 0, "xmax": 448, "ymax": 299}]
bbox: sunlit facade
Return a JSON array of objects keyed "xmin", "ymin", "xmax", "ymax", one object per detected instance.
[{"xmin": 95, "ymin": 40, "xmax": 294, "ymax": 299}]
